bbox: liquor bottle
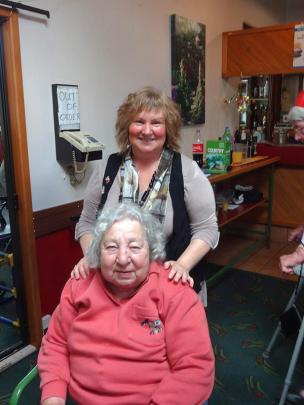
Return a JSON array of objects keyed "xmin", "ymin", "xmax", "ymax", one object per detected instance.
[
  {"xmin": 234, "ymin": 128, "xmax": 241, "ymax": 143},
  {"xmin": 192, "ymin": 129, "xmax": 204, "ymax": 168},
  {"xmin": 247, "ymin": 135, "xmax": 252, "ymax": 158},
  {"xmin": 247, "ymin": 134, "xmax": 255, "ymax": 158},
  {"xmin": 263, "ymin": 77, "xmax": 269, "ymax": 98},
  {"xmin": 252, "ymin": 104, "xmax": 258, "ymax": 130},
  {"xmin": 259, "ymin": 84, "xmax": 264, "ymax": 98},
  {"xmin": 253, "ymin": 85, "xmax": 259, "ymax": 98},
  {"xmin": 262, "ymin": 105, "xmax": 268, "ymax": 128},
  {"xmin": 240, "ymin": 129, "xmax": 247, "ymax": 143},
  {"xmin": 258, "ymin": 76, "xmax": 264, "ymax": 98}
]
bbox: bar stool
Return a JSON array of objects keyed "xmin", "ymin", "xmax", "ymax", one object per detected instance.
[{"xmin": 262, "ymin": 264, "xmax": 304, "ymax": 405}]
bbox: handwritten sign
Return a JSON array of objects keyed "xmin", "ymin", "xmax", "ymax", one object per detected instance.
[{"xmin": 57, "ymin": 85, "xmax": 80, "ymax": 130}]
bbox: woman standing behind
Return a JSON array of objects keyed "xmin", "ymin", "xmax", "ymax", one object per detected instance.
[{"xmin": 74, "ymin": 86, "xmax": 219, "ymax": 290}]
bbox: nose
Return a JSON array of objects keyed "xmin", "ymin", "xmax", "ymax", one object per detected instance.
[
  {"xmin": 142, "ymin": 122, "xmax": 152, "ymax": 135},
  {"xmin": 116, "ymin": 247, "xmax": 129, "ymax": 266}
]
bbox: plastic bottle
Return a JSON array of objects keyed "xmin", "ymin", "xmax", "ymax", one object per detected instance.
[
  {"xmin": 192, "ymin": 128, "xmax": 204, "ymax": 168},
  {"xmin": 223, "ymin": 126, "xmax": 232, "ymax": 163},
  {"xmin": 223, "ymin": 126, "xmax": 232, "ymax": 145}
]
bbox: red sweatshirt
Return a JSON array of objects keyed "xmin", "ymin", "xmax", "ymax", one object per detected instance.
[{"xmin": 38, "ymin": 262, "xmax": 214, "ymax": 405}]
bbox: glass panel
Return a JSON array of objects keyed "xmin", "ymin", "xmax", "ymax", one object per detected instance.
[
  {"xmin": 238, "ymin": 75, "xmax": 269, "ymax": 144},
  {"xmin": 0, "ymin": 21, "xmax": 27, "ymax": 358},
  {"xmin": 274, "ymin": 73, "xmax": 303, "ymax": 144}
]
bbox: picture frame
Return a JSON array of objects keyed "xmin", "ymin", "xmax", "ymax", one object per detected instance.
[{"xmin": 171, "ymin": 14, "xmax": 206, "ymax": 125}]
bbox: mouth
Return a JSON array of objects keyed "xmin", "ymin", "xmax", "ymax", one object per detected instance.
[
  {"xmin": 115, "ymin": 271, "xmax": 134, "ymax": 279},
  {"xmin": 138, "ymin": 137, "xmax": 155, "ymax": 143}
]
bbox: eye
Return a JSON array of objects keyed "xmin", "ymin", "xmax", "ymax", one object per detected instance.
[
  {"xmin": 133, "ymin": 119, "xmax": 144, "ymax": 125},
  {"xmin": 152, "ymin": 120, "xmax": 163, "ymax": 126},
  {"xmin": 130, "ymin": 244, "xmax": 141, "ymax": 252},
  {"xmin": 105, "ymin": 244, "xmax": 117, "ymax": 252}
]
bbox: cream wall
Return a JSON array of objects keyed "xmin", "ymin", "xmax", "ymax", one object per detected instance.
[{"xmin": 18, "ymin": 0, "xmax": 286, "ymax": 211}]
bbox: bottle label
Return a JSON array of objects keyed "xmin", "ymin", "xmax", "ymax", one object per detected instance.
[{"xmin": 192, "ymin": 143, "xmax": 203, "ymax": 153}]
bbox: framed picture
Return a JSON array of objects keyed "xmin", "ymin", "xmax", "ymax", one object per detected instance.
[{"xmin": 171, "ymin": 14, "xmax": 206, "ymax": 125}]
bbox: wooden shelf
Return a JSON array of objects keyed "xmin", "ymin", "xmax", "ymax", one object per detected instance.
[
  {"xmin": 218, "ymin": 199, "xmax": 266, "ymax": 228},
  {"xmin": 206, "ymin": 155, "xmax": 279, "ymax": 287},
  {"xmin": 208, "ymin": 156, "xmax": 280, "ymax": 184}
]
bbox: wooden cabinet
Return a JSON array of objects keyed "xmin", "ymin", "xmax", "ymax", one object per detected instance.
[{"xmin": 222, "ymin": 22, "xmax": 304, "ymax": 77}]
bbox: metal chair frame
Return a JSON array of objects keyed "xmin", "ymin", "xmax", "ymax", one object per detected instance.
[{"xmin": 263, "ymin": 270, "xmax": 304, "ymax": 405}]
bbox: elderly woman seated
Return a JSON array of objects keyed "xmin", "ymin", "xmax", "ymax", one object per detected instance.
[{"xmin": 38, "ymin": 203, "xmax": 215, "ymax": 405}]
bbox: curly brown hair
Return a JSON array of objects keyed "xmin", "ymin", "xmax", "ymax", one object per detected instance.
[{"xmin": 115, "ymin": 86, "xmax": 181, "ymax": 153}]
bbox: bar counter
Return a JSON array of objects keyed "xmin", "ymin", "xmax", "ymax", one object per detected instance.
[{"xmin": 256, "ymin": 142, "xmax": 304, "ymax": 166}]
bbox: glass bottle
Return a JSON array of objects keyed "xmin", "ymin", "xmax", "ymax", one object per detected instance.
[{"xmin": 192, "ymin": 129, "xmax": 204, "ymax": 168}]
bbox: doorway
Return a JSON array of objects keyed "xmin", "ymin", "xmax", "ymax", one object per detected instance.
[
  {"xmin": 0, "ymin": 7, "xmax": 42, "ymax": 361},
  {"xmin": 0, "ymin": 17, "xmax": 28, "ymax": 358}
]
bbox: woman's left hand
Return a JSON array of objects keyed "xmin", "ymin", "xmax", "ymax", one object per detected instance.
[{"xmin": 164, "ymin": 260, "xmax": 194, "ymax": 287}]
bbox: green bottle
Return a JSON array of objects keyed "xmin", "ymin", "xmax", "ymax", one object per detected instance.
[{"xmin": 223, "ymin": 126, "xmax": 232, "ymax": 164}]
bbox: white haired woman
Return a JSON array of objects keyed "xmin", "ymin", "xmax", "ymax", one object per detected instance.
[{"xmin": 38, "ymin": 203, "xmax": 215, "ymax": 405}]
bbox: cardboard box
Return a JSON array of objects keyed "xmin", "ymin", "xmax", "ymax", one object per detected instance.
[{"xmin": 205, "ymin": 140, "xmax": 231, "ymax": 173}]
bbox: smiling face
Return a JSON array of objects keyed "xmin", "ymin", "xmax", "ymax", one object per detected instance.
[
  {"xmin": 128, "ymin": 110, "xmax": 167, "ymax": 159},
  {"xmin": 100, "ymin": 218, "xmax": 150, "ymax": 299},
  {"xmin": 293, "ymin": 120, "xmax": 304, "ymax": 142}
]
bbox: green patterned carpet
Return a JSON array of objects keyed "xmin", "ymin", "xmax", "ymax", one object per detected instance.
[{"xmin": 207, "ymin": 268, "xmax": 303, "ymax": 404}]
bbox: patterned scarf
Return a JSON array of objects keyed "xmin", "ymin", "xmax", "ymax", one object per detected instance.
[{"xmin": 119, "ymin": 148, "xmax": 173, "ymax": 223}]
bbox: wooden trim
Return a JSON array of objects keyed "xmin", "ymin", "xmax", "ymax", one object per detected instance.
[
  {"xmin": 33, "ymin": 200, "xmax": 83, "ymax": 238},
  {"xmin": 222, "ymin": 21, "xmax": 299, "ymax": 37},
  {"xmin": 1, "ymin": 8, "xmax": 42, "ymax": 346}
]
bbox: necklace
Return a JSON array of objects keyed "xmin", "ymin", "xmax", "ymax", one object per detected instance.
[{"xmin": 139, "ymin": 171, "xmax": 156, "ymax": 206}]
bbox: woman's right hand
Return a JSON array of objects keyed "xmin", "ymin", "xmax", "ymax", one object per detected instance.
[{"xmin": 71, "ymin": 256, "xmax": 90, "ymax": 279}]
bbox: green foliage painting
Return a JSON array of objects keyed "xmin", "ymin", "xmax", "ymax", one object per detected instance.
[{"xmin": 171, "ymin": 14, "xmax": 206, "ymax": 125}]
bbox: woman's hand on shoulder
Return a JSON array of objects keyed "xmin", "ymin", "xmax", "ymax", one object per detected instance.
[
  {"xmin": 71, "ymin": 256, "xmax": 90, "ymax": 279},
  {"xmin": 288, "ymin": 225, "xmax": 304, "ymax": 243},
  {"xmin": 42, "ymin": 397, "xmax": 65, "ymax": 405},
  {"xmin": 164, "ymin": 260, "xmax": 194, "ymax": 287}
]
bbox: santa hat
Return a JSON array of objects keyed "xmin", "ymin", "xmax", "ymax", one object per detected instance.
[{"xmin": 288, "ymin": 90, "xmax": 304, "ymax": 122}]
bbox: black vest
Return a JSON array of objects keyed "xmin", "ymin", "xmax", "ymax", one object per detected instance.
[{"xmin": 98, "ymin": 152, "xmax": 204, "ymax": 290}]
